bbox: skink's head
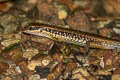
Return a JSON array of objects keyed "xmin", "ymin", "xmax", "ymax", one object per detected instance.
[
  {"xmin": 23, "ymin": 23, "xmax": 52, "ymax": 38},
  {"xmin": 23, "ymin": 23, "xmax": 43, "ymax": 35}
]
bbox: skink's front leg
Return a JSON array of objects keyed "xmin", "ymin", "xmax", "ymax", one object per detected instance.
[{"xmin": 82, "ymin": 41, "xmax": 90, "ymax": 54}]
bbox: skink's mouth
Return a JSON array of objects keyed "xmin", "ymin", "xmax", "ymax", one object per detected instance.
[
  {"xmin": 23, "ymin": 31, "xmax": 32, "ymax": 36},
  {"xmin": 23, "ymin": 29, "xmax": 42, "ymax": 35},
  {"xmin": 23, "ymin": 30, "xmax": 33, "ymax": 36}
]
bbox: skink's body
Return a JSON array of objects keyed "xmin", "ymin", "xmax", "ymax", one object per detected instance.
[{"xmin": 23, "ymin": 23, "xmax": 120, "ymax": 50}]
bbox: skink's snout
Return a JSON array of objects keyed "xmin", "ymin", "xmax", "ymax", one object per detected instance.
[
  {"xmin": 23, "ymin": 25, "xmax": 31, "ymax": 34},
  {"xmin": 23, "ymin": 23, "xmax": 34, "ymax": 31}
]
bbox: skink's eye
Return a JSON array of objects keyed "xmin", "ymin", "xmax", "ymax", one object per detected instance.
[
  {"xmin": 29, "ymin": 26, "xmax": 36, "ymax": 30},
  {"xmin": 29, "ymin": 26, "xmax": 43, "ymax": 32},
  {"xmin": 29, "ymin": 26, "xmax": 40, "ymax": 30}
]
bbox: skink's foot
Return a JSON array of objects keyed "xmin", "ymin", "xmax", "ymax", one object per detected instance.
[{"xmin": 80, "ymin": 42, "xmax": 90, "ymax": 54}]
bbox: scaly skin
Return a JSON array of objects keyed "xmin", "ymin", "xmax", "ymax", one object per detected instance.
[{"xmin": 23, "ymin": 23, "xmax": 120, "ymax": 50}]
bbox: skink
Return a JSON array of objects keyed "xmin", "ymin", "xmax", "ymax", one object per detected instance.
[{"xmin": 23, "ymin": 23, "xmax": 120, "ymax": 50}]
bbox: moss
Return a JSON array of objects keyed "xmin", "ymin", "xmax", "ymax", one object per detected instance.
[
  {"xmin": 61, "ymin": 45, "xmax": 66, "ymax": 56},
  {"xmin": 1, "ymin": 43, "xmax": 20, "ymax": 53}
]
